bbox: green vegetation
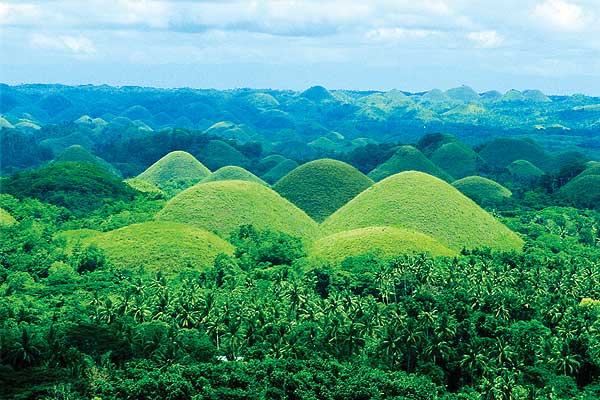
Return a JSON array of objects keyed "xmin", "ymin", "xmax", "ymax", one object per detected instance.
[
  {"xmin": 156, "ymin": 180, "xmax": 319, "ymax": 240},
  {"xmin": 452, "ymin": 176, "xmax": 512, "ymax": 207},
  {"xmin": 124, "ymin": 178, "xmax": 166, "ymax": 198},
  {"xmin": 311, "ymin": 226, "xmax": 456, "ymax": 263},
  {"xmin": 83, "ymin": 221, "xmax": 233, "ymax": 274},
  {"xmin": 558, "ymin": 175, "xmax": 600, "ymax": 209},
  {"xmin": 196, "ymin": 140, "xmax": 249, "ymax": 171},
  {"xmin": 136, "ymin": 151, "xmax": 211, "ymax": 196},
  {"xmin": 430, "ymin": 142, "xmax": 485, "ymax": 179},
  {"xmin": 322, "ymin": 171, "xmax": 523, "ymax": 251},
  {"xmin": 478, "ymin": 138, "xmax": 551, "ymax": 170},
  {"xmin": 274, "ymin": 159, "xmax": 373, "ymax": 222},
  {"xmin": 0, "ymin": 207, "xmax": 17, "ymax": 226},
  {"xmin": 261, "ymin": 159, "xmax": 299, "ymax": 184},
  {"xmin": 368, "ymin": 145, "xmax": 453, "ymax": 182},
  {"xmin": 54, "ymin": 144, "xmax": 122, "ymax": 178},
  {"xmin": 1, "ymin": 162, "xmax": 137, "ymax": 215},
  {"xmin": 201, "ymin": 166, "xmax": 267, "ymax": 186},
  {"xmin": 506, "ymin": 159, "xmax": 545, "ymax": 182}
]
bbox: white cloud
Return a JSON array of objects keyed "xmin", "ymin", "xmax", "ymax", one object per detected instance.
[
  {"xmin": 532, "ymin": 0, "xmax": 588, "ymax": 31},
  {"xmin": 30, "ymin": 33, "xmax": 97, "ymax": 55},
  {"xmin": 365, "ymin": 27, "xmax": 437, "ymax": 41},
  {"xmin": 467, "ymin": 30, "xmax": 504, "ymax": 48},
  {"xmin": 0, "ymin": 2, "xmax": 42, "ymax": 24}
]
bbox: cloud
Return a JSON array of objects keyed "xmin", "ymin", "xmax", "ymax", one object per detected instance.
[
  {"xmin": 365, "ymin": 27, "xmax": 437, "ymax": 41},
  {"xmin": 467, "ymin": 30, "xmax": 504, "ymax": 48},
  {"xmin": 532, "ymin": 0, "xmax": 588, "ymax": 31},
  {"xmin": 0, "ymin": 2, "xmax": 42, "ymax": 25},
  {"xmin": 30, "ymin": 33, "xmax": 97, "ymax": 55}
]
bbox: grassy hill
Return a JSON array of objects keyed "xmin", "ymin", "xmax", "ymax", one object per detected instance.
[
  {"xmin": 201, "ymin": 166, "xmax": 267, "ymax": 186},
  {"xmin": 478, "ymin": 138, "xmax": 552, "ymax": 170},
  {"xmin": 311, "ymin": 226, "xmax": 456, "ymax": 263},
  {"xmin": 262, "ymin": 159, "xmax": 299, "ymax": 184},
  {"xmin": 0, "ymin": 207, "xmax": 18, "ymax": 226},
  {"xmin": 84, "ymin": 221, "xmax": 233, "ymax": 274},
  {"xmin": 558, "ymin": 175, "xmax": 600, "ymax": 209},
  {"xmin": 368, "ymin": 145, "xmax": 453, "ymax": 182},
  {"xmin": 123, "ymin": 178, "xmax": 166, "ymax": 198},
  {"xmin": 506, "ymin": 159, "xmax": 545, "ymax": 182},
  {"xmin": 136, "ymin": 151, "xmax": 211, "ymax": 196},
  {"xmin": 452, "ymin": 176, "xmax": 512, "ymax": 207},
  {"xmin": 196, "ymin": 140, "xmax": 250, "ymax": 170},
  {"xmin": 430, "ymin": 142, "xmax": 485, "ymax": 179},
  {"xmin": 54, "ymin": 145, "xmax": 122, "ymax": 178},
  {"xmin": 321, "ymin": 171, "xmax": 523, "ymax": 251},
  {"xmin": 273, "ymin": 159, "xmax": 374, "ymax": 222},
  {"xmin": 156, "ymin": 180, "xmax": 319, "ymax": 240}
]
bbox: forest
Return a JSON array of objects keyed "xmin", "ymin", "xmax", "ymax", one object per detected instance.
[{"xmin": 1, "ymin": 84, "xmax": 600, "ymax": 399}]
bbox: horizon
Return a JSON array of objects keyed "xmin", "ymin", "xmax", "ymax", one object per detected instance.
[{"xmin": 1, "ymin": 0, "xmax": 600, "ymax": 96}]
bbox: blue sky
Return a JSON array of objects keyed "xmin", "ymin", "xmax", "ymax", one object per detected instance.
[{"xmin": 1, "ymin": 0, "xmax": 599, "ymax": 94}]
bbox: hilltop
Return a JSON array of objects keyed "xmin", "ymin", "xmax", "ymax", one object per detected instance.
[
  {"xmin": 368, "ymin": 145, "xmax": 453, "ymax": 182},
  {"xmin": 201, "ymin": 166, "xmax": 267, "ymax": 186},
  {"xmin": 452, "ymin": 176, "xmax": 512, "ymax": 207}
]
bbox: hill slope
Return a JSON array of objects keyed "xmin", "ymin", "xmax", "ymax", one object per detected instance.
[
  {"xmin": 368, "ymin": 145, "xmax": 453, "ymax": 182},
  {"xmin": 54, "ymin": 145, "xmax": 122, "ymax": 178},
  {"xmin": 136, "ymin": 151, "xmax": 211, "ymax": 196},
  {"xmin": 321, "ymin": 171, "xmax": 523, "ymax": 251},
  {"xmin": 452, "ymin": 176, "xmax": 512, "ymax": 207},
  {"xmin": 558, "ymin": 175, "xmax": 600, "ymax": 209},
  {"xmin": 262, "ymin": 159, "xmax": 299, "ymax": 184},
  {"xmin": 84, "ymin": 221, "xmax": 233, "ymax": 274},
  {"xmin": 311, "ymin": 226, "xmax": 456, "ymax": 263},
  {"xmin": 0, "ymin": 208, "xmax": 18, "ymax": 226},
  {"xmin": 274, "ymin": 159, "xmax": 373, "ymax": 222},
  {"xmin": 430, "ymin": 142, "xmax": 485, "ymax": 179},
  {"xmin": 156, "ymin": 180, "xmax": 319, "ymax": 240},
  {"xmin": 201, "ymin": 166, "xmax": 267, "ymax": 186},
  {"xmin": 478, "ymin": 138, "xmax": 551, "ymax": 170}
]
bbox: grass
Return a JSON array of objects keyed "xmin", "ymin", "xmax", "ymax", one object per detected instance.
[
  {"xmin": 156, "ymin": 180, "xmax": 319, "ymax": 240},
  {"xmin": 478, "ymin": 138, "xmax": 551, "ymax": 170},
  {"xmin": 274, "ymin": 159, "xmax": 374, "ymax": 222},
  {"xmin": 321, "ymin": 171, "xmax": 524, "ymax": 252},
  {"xmin": 452, "ymin": 176, "xmax": 512, "ymax": 207},
  {"xmin": 124, "ymin": 178, "xmax": 166, "ymax": 197},
  {"xmin": 311, "ymin": 226, "xmax": 456, "ymax": 263},
  {"xmin": 558, "ymin": 175, "xmax": 600, "ymax": 209},
  {"xmin": 262, "ymin": 159, "xmax": 299, "ymax": 184},
  {"xmin": 577, "ymin": 162, "xmax": 600, "ymax": 178},
  {"xmin": 196, "ymin": 140, "xmax": 249, "ymax": 171},
  {"xmin": 201, "ymin": 166, "xmax": 268, "ymax": 186},
  {"xmin": 430, "ymin": 142, "xmax": 485, "ymax": 179},
  {"xmin": 136, "ymin": 151, "xmax": 211, "ymax": 196},
  {"xmin": 368, "ymin": 145, "xmax": 454, "ymax": 182},
  {"xmin": 54, "ymin": 145, "xmax": 122, "ymax": 178},
  {"xmin": 506, "ymin": 159, "xmax": 545, "ymax": 181},
  {"xmin": 83, "ymin": 221, "xmax": 233, "ymax": 274},
  {"xmin": 0, "ymin": 207, "xmax": 17, "ymax": 226}
]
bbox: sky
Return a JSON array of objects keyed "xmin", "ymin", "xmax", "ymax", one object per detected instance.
[{"xmin": 1, "ymin": 0, "xmax": 599, "ymax": 95}]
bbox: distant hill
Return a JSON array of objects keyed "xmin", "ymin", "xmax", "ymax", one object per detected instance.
[
  {"xmin": 201, "ymin": 166, "xmax": 267, "ymax": 186},
  {"xmin": 321, "ymin": 171, "xmax": 523, "ymax": 251},
  {"xmin": 273, "ymin": 159, "xmax": 373, "ymax": 222},
  {"xmin": 54, "ymin": 145, "xmax": 122, "ymax": 178},
  {"xmin": 452, "ymin": 176, "xmax": 512, "ymax": 207},
  {"xmin": 558, "ymin": 175, "xmax": 600, "ymax": 209},
  {"xmin": 262, "ymin": 159, "xmax": 299, "ymax": 184},
  {"xmin": 478, "ymin": 138, "xmax": 552, "ymax": 171},
  {"xmin": 506, "ymin": 159, "xmax": 545, "ymax": 182},
  {"xmin": 136, "ymin": 151, "xmax": 211, "ymax": 196},
  {"xmin": 368, "ymin": 145, "xmax": 453, "ymax": 182},
  {"xmin": 196, "ymin": 140, "xmax": 249, "ymax": 170},
  {"xmin": 430, "ymin": 142, "xmax": 485, "ymax": 179},
  {"xmin": 156, "ymin": 180, "xmax": 319, "ymax": 240}
]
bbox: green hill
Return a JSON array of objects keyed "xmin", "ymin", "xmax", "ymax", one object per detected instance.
[
  {"xmin": 156, "ymin": 180, "xmax": 319, "ymax": 240},
  {"xmin": 445, "ymin": 85, "xmax": 480, "ymax": 102},
  {"xmin": 368, "ymin": 145, "xmax": 453, "ymax": 182},
  {"xmin": 300, "ymin": 86, "xmax": 335, "ymax": 102},
  {"xmin": 262, "ymin": 159, "xmax": 299, "ymax": 184},
  {"xmin": 273, "ymin": 159, "xmax": 374, "ymax": 222},
  {"xmin": 478, "ymin": 138, "xmax": 552, "ymax": 170},
  {"xmin": 201, "ymin": 166, "xmax": 267, "ymax": 186},
  {"xmin": 523, "ymin": 90, "xmax": 551, "ymax": 103},
  {"xmin": 136, "ymin": 151, "xmax": 211, "ymax": 196},
  {"xmin": 311, "ymin": 226, "xmax": 456, "ymax": 263},
  {"xmin": 430, "ymin": 142, "xmax": 485, "ymax": 179},
  {"xmin": 506, "ymin": 159, "xmax": 545, "ymax": 182},
  {"xmin": 321, "ymin": 171, "xmax": 523, "ymax": 251},
  {"xmin": 558, "ymin": 175, "xmax": 600, "ymax": 209},
  {"xmin": 54, "ymin": 145, "xmax": 122, "ymax": 178},
  {"xmin": 576, "ymin": 162, "xmax": 600, "ymax": 178},
  {"xmin": 0, "ymin": 208, "xmax": 18, "ymax": 226},
  {"xmin": 420, "ymin": 89, "xmax": 451, "ymax": 103},
  {"xmin": 124, "ymin": 178, "xmax": 166, "ymax": 198},
  {"xmin": 452, "ymin": 176, "xmax": 512, "ymax": 207},
  {"xmin": 196, "ymin": 140, "xmax": 249, "ymax": 170},
  {"xmin": 84, "ymin": 221, "xmax": 233, "ymax": 274},
  {"xmin": 499, "ymin": 90, "xmax": 526, "ymax": 102}
]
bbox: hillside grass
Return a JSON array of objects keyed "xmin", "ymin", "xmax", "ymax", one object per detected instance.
[
  {"xmin": 262, "ymin": 159, "xmax": 299, "ymax": 184},
  {"xmin": 478, "ymin": 138, "xmax": 551, "ymax": 170},
  {"xmin": 0, "ymin": 208, "xmax": 18, "ymax": 226},
  {"xmin": 274, "ymin": 159, "xmax": 374, "ymax": 222},
  {"xmin": 124, "ymin": 178, "xmax": 166, "ymax": 198},
  {"xmin": 156, "ymin": 180, "xmax": 319, "ymax": 240},
  {"xmin": 452, "ymin": 176, "xmax": 512, "ymax": 207},
  {"xmin": 196, "ymin": 140, "xmax": 249, "ymax": 171},
  {"xmin": 201, "ymin": 166, "xmax": 267, "ymax": 186},
  {"xmin": 368, "ymin": 145, "xmax": 453, "ymax": 182},
  {"xmin": 430, "ymin": 142, "xmax": 484, "ymax": 179},
  {"xmin": 136, "ymin": 151, "xmax": 211, "ymax": 196},
  {"xmin": 558, "ymin": 175, "xmax": 600, "ymax": 209},
  {"xmin": 84, "ymin": 221, "xmax": 233, "ymax": 274},
  {"xmin": 321, "ymin": 171, "xmax": 523, "ymax": 252},
  {"xmin": 54, "ymin": 144, "xmax": 122, "ymax": 178},
  {"xmin": 311, "ymin": 226, "xmax": 456, "ymax": 263},
  {"xmin": 506, "ymin": 159, "xmax": 545, "ymax": 181}
]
